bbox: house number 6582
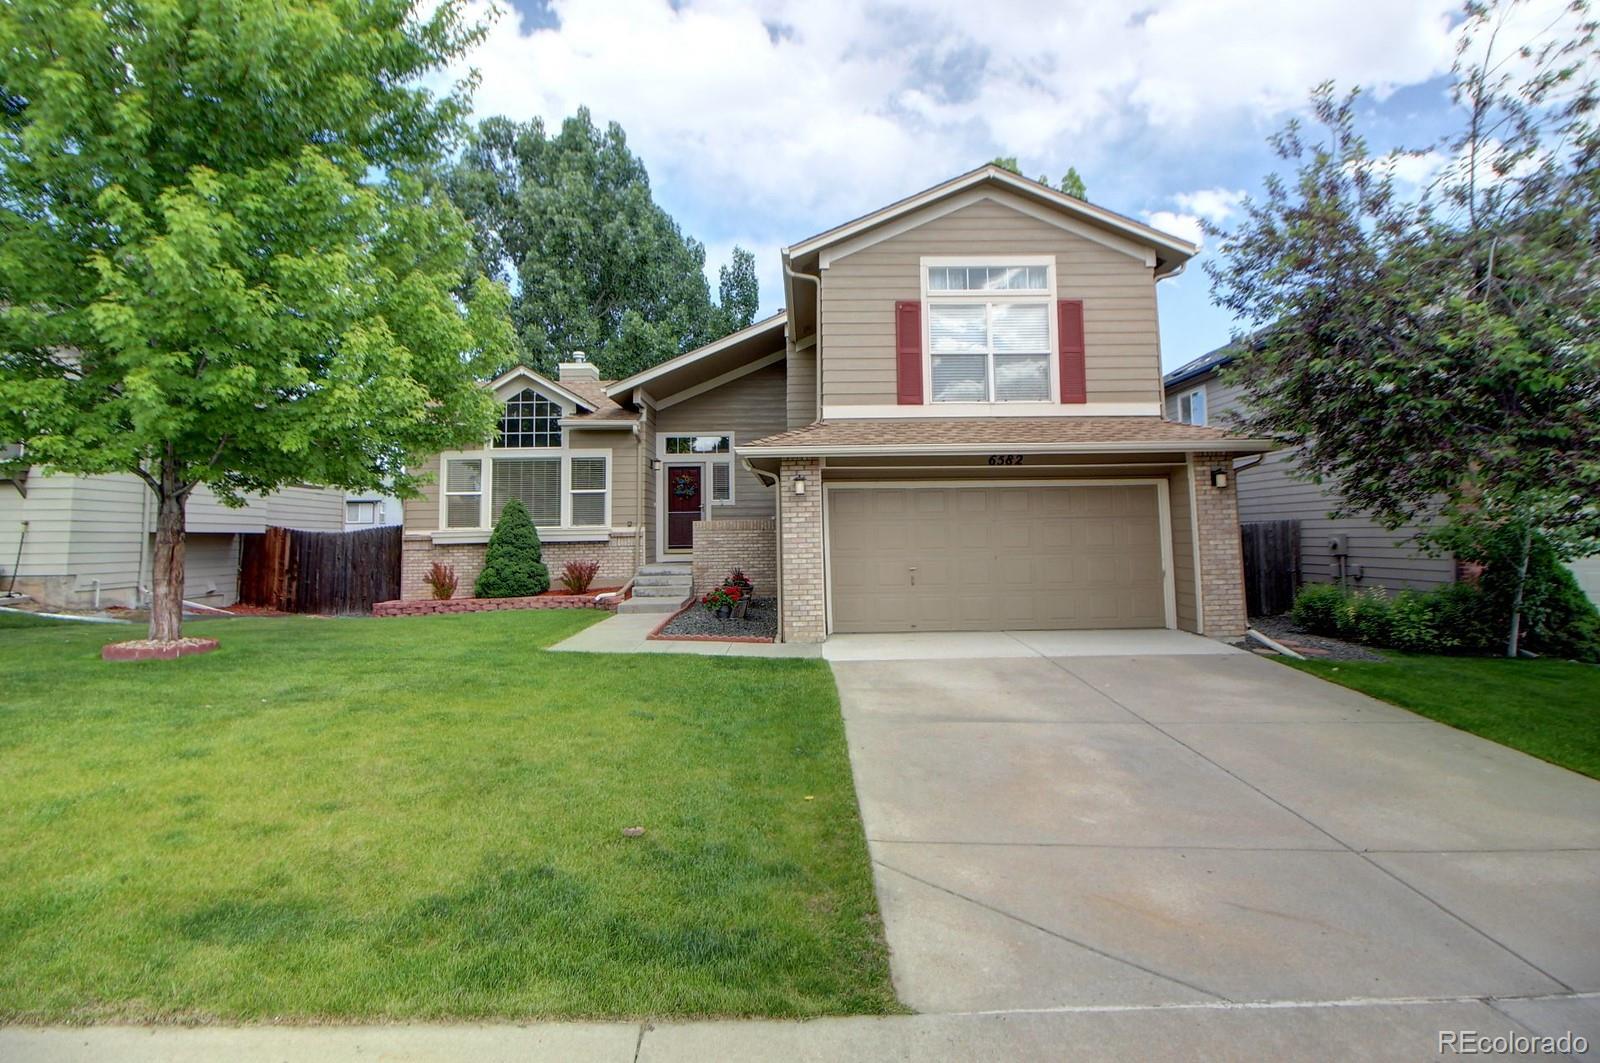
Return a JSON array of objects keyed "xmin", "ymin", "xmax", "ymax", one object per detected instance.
[{"xmin": 987, "ymin": 455, "xmax": 1024, "ymax": 466}]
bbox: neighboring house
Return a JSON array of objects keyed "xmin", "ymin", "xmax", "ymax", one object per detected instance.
[
  {"xmin": 1164, "ymin": 348, "xmax": 1600, "ymax": 611},
  {"xmin": 1163, "ymin": 347, "xmax": 1456, "ymax": 594},
  {"xmin": 401, "ymin": 165, "xmax": 1273, "ymax": 642},
  {"xmin": 0, "ymin": 462, "xmax": 345, "ymax": 609},
  {"xmin": 343, "ymin": 493, "xmax": 403, "ymax": 531}
]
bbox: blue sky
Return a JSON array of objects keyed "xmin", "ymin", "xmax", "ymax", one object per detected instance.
[{"xmin": 436, "ymin": 0, "xmax": 1558, "ymax": 370}]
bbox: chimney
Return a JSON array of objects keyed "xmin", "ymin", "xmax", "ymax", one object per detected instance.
[{"xmin": 557, "ymin": 350, "xmax": 599, "ymax": 385}]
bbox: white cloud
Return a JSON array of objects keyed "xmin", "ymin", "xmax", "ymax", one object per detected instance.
[
  {"xmin": 1141, "ymin": 210, "xmax": 1206, "ymax": 246},
  {"xmin": 435, "ymin": 0, "xmax": 1468, "ymax": 231},
  {"xmin": 1172, "ymin": 188, "xmax": 1246, "ymax": 225}
]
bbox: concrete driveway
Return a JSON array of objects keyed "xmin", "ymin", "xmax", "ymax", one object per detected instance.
[{"xmin": 835, "ymin": 642, "xmax": 1600, "ymax": 1043}]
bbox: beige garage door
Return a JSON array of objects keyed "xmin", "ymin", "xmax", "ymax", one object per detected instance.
[{"xmin": 828, "ymin": 484, "xmax": 1168, "ymax": 633}]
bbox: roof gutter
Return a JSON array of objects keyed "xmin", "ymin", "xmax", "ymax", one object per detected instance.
[{"xmin": 738, "ymin": 438, "xmax": 1279, "ymax": 459}]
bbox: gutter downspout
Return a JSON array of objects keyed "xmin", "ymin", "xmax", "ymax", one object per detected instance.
[{"xmin": 783, "ymin": 254, "xmax": 822, "ymax": 421}]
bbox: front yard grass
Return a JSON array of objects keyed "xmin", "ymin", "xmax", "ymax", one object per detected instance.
[
  {"xmin": 0, "ymin": 610, "xmax": 899, "ymax": 1023},
  {"xmin": 1286, "ymin": 654, "xmax": 1600, "ymax": 780}
]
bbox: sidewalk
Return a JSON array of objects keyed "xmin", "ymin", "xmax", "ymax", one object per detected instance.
[{"xmin": 3, "ymin": 995, "xmax": 1594, "ymax": 1062}]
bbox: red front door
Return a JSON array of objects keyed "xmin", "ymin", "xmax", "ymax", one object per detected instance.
[{"xmin": 666, "ymin": 464, "xmax": 702, "ymax": 551}]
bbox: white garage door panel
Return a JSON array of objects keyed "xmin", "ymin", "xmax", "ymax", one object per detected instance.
[{"xmin": 828, "ymin": 484, "xmax": 1167, "ymax": 634}]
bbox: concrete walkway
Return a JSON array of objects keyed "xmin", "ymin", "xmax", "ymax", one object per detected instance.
[
  {"xmin": 550, "ymin": 613, "xmax": 1239, "ymax": 661},
  {"xmin": 4, "ymin": 995, "xmax": 1597, "ymax": 1061}
]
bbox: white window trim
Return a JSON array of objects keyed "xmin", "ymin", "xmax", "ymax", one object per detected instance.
[
  {"xmin": 1177, "ymin": 386, "xmax": 1208, "ymax": 426},
  {"xmin": 438, "ymin": 448, "xmax": 612, "ymax": 533},
  {"xmin": 346, "ymin": 500, "xmax": 379, "ymax": 525},
  {"xmin": 920, "ymin": 255, "xmax": 1058, "ymax": 406},
  {"xmin": 654, "ymin": 431, "xmax": 737, "ymax": 557},
  {"xmin": 494, "ymin": 387, "xmax": 566, "ymax": 449}
]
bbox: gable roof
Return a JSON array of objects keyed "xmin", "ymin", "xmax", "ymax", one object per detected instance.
[
  {"xmin": 604, "ymin": 311, "xmax": 787, "ymax": 399},
  {"xmin": 784, "ymin": 165, "xmax": 1199, "ymax": 277},
  {"xmin": 487, "ymin": 366, "xmax": 598, "ymax": 412}
]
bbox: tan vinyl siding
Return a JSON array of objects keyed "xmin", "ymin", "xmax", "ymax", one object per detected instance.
[
  {"xmin": 181, "ymin": 533, "xmax": 243, "ymax": 602},
  {"xmin": 403, "ymin": 454, "xmax": 442, "ymax": 533},
  {"xmin": 1168, "ymin": 463, "xmax": 1199, "ymax": 632},
  {"xmin": 1204, "ymin": 376, "xmax": 1456, "ymax": 592},
  {"xmin": 787, "ymin": 344, "xmax": 817, "ymax": 427},
  {"xmin": 821, "ymin": 199, "xmax": 1161, "ymax": 407},
  {"xmin": 658, "ymin": 362, "xmax": 786, "ymax": 521},
  {"xmin": 565, "ymin": 428, "xmax": 641, "ymax": 530}
]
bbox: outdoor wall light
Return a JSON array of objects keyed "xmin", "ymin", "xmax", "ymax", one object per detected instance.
[
  {"xmin": 792, "ymin": 473, "xmax": 807, "ymax": 495},
  {"xmin": 1210, "ymin": 467, "xmax": 1229, "ymax": 489}
]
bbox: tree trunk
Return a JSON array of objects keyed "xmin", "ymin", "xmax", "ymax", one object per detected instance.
[
  {"xmin": 148, "ymin": 462, "xmax": 188, "ymax": 643},
  {"xmin": 1505, "ymin": 525, "xmax": 1533, "ymax": 659}
]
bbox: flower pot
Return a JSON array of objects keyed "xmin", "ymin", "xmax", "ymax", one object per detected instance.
[
  {"xmin": 715, "ymin": 605, "xmax": 733, "ymax": 620},
  {"xmin": 731, "ymin": 598, "xmax": 749, "ymax": 619}
]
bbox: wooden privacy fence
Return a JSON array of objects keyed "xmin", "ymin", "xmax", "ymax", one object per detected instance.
[
  {"xmin": 1240, "ymin": 519, "xmax": 1301, "ymax": 618},
  {"xmin": 238, "ymin": 525, "xmax": 401, "ymax": 615}
]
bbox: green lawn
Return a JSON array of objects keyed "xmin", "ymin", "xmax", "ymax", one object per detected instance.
[
  {"xmin": 0, "ymin": 611, "xmax": 899, "ymax": 1023},
  {"xmin": 1286, "ymin": 654, "xmax": 1600, "ymax": 779}
]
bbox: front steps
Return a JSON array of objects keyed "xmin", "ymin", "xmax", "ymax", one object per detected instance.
[{"xmin": 616, "ymin": 561, "xmax": 693, "ymax": 615}]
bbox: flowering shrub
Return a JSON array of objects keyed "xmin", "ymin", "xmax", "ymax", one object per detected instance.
[
  {"xmin": 422, "ymin": 562, "xmax": 458, "ymax": 600},
  {"xmin": 559, "ymin": 559, "xmax": 601, "ymax": 594},
  {"xmin": 701, "ymin": 584, "xmax": 743, "ymax": 612}
]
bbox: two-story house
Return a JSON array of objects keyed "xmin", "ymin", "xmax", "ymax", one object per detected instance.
[{"xmin": 399, "ymin": 165, "xmax": 1274, "ymax": 642}]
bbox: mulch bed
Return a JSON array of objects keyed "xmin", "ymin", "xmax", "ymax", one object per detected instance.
[
  {"xmin": 102, "ymin": 637, "xmax": 219, "ymax": 662},
  {"xmin": 1244, "ymin": 614, "xmax": 1387, "ymax": 662},
  {"xmin": 653, "ymin": 597, "xmax": 778, "ymax": 643}
]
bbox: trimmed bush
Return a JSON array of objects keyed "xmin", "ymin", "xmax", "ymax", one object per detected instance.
[
  {"xmin": 1337, "ymin": 587, "xmax": 1392, "ymax": 644},
  {"xmin": 474, "ymin": 499, "xmax": 550, "ymax": 598},
  {"xmin": 559, "ymin": 559, "xmax": 600, "ymax": 594},
  {"xmin": 1431, "ymin": 525, "xmax": 1600, "ymax": 661},
  {"xmin": 1387, "ymin": 589, "xmax": 1453, "ymax": 653},
  {"xmin": 422, "ymin": 561, "xmax": 458, "ymax": 601},
  {"xmin": 1290, "ymin": 583, "xmax": 1346, "ymax": 635}
]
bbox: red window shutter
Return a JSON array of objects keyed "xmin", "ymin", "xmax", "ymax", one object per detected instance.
[
  {"xmin": 1057, "ymin": 299, "xmax": 1087, "ymax": 404},
  {"xmin": 895, "ymin": 300, "xmax": 923, "ymax": 405}
]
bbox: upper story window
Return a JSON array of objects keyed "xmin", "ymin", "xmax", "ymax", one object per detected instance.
[
  {"xmin": 923, "ymin": 258, "xmax": 1054, "ymax": 403},
  {"xmin": 497, "ymin": 388, "xmax": 562, "ymax": 448},
  {"xmin": 1176, "ymin": 386, "xmax": 1207, "ymax": 426}
]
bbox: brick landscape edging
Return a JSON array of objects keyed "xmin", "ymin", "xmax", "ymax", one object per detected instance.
[
  {"xmin": 373, "ymin": 594, "xmax": 619, "ymax": 617},
  {"xmin": 647, "ymin": 601, "xmax": 776, "ymax": 644},
  {"xmin": 102, "ymin": 638, "xmax": 220, "ymax": 662}
]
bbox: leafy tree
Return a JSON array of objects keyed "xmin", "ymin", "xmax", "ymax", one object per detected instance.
[
  {"xmin": 1208, "ymin": 0, "xmax": 1599, "ymax": 657},
  {"xmin": 446, "ymin": 111, "xmax": 758, "ymax": 380},
  {"xmin": 990, "ymin": 156, "xmax": 1088, "ymax": 199},
  {"xmin": 0, "ymin": 0, "xmax": 515, "ymax": 642},
  {"xmin": 716, "ymin": 246, "xmax": 761, "ymax": 333},
  {"xmin": 473, "ymin": 499, "xmax": 549, "ymax": 597}
]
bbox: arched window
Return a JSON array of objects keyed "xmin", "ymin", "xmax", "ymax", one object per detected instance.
[{"xmin": 497, "ymin": 388, "xmax": 562, "ymax": 448}]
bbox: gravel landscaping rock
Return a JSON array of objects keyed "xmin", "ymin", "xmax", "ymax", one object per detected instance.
[
  {"xmin": 1244, "ymin": 613, "xmax": 1387, "ymax": 661},
  {"xmin": 659, "ymin": 597, "xmax": 777, "ymax": 640}
]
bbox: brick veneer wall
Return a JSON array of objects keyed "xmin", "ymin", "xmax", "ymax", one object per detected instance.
[
  {"xmin": 1192, "ymin": 451, "xmax": 1248, "ymax": 638},
  {"xmin": 778, "ymin": 457, "xmax": 825, "ymax": 643},
  {"xmin": 691, "ymin": 518, "xmax": 777, "ymax": 596},
  {"xmin": 400, "ymin": 533, "xmax": 637, "ymax": 600}
]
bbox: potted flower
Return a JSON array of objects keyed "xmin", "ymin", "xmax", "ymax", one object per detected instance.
[
  {"xmin": 701, "ymin": 584, "xmax": 742, "ymax": 620},
  {"xmin": 725, "ymin": 568, "xmax": 753, "ymax": 618}
]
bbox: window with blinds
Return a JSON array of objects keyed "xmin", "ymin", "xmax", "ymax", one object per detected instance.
[
  {"xmin": 710, "ymin": 462, "xmax": 731, "ymax": 502},
  {"xmin": 445, "ymin": 459, "xmax": 483, "ymax": 529},
  {"xmin": 570, "ymin": 457, "xmax": 607, "ymax": 526},
  {"xmin": 492, "ymin": 457, "xmax": 561, "ymax": 525},
  {"xmin": 926, "ymin": 261, "xmax": 1052, "ymax": 403}
]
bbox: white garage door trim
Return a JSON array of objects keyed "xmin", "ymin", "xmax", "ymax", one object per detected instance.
[{"xmin": 822, "ymin": 478, "xmax": 1178, "ymax": 635}]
